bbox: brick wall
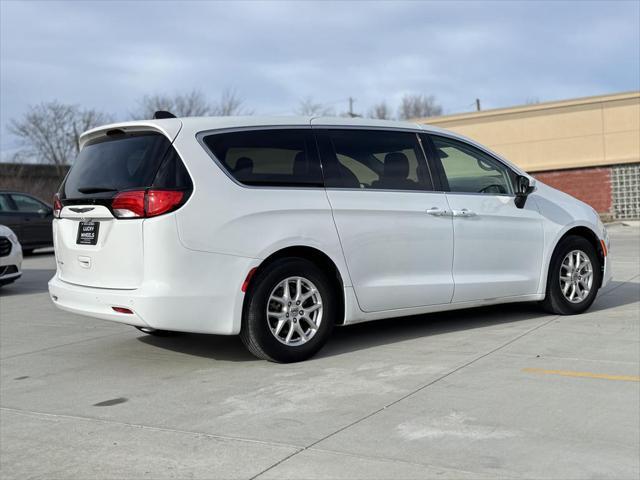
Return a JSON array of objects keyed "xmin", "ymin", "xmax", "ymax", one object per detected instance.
[{"xmin": 533, "ymin": 167, "xmax": 612, "ymax": 215}]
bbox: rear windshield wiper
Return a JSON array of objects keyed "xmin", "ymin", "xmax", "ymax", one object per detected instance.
[{"xmin": 77, "ymin": 186, "xmax": 117, "ymax": 194}]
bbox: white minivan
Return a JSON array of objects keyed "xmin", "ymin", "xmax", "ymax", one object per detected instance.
[{"xmin": 49, "ymin": 114, "xmax": 611, "ymax": 362}]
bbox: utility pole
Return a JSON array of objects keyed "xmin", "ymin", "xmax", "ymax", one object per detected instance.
[
  {"xmin": 348, "ymin": 97, "xmax": 355, "ymax": 117},
  {"xmin": 475, "ymin": 98, "xmax": 481, "ymax": 111}
]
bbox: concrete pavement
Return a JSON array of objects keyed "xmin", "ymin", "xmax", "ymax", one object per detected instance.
[{"xmin": 1, "ymin": 224, "xmax": 638, "ymax": 479}]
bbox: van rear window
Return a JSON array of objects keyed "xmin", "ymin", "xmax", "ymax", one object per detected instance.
[{"xmin": 62, "ymin": 132, "xmax": 188, "ymax": 199}]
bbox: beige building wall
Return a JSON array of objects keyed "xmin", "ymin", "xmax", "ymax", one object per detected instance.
[{"xmin": 417, "ymin": 91, "xmax": 640, "ymax": 173}]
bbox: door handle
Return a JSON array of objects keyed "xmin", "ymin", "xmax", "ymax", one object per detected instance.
[
  {"xmin": 426, "ymin": 207, "xmax": 450, "ymax": 217},
  {"xmin": 452, "ymin": 208, "xmax": 477, "ymax": 217}
]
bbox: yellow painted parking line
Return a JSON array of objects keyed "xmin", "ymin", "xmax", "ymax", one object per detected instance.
[{"xmin": 523, "ymin": 368, "xmax": 640, "ymax": 382}]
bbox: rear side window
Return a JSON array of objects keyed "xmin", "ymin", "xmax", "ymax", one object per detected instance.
[
  {"xmin": 202, "ymin": 129, "xmax": 323, "ymax": 187},
  {"xmin": 152, "ymin": 148, "xmax": 192, "ymax": 189},
  {"xmin": 0, "ymin": 195, "xmax": 14, "ymax": 212},
  {"xmin": 62, "ymin": 132, "xmax": 189, "ymax": 199},
  {"xmin": 11, "ymin": 194, "xmax": 47, "ymax": 212},
  {"xmin": 319, "ymin": 129, "xmax": 433, "ymax": 191}
]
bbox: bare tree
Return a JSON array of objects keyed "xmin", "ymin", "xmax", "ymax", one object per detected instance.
[
  {"xmin": 295, "ymin": 97, "xmax": 335, "ymax": 116},
  {"xmin": 132, "ymin": 90, "xmax": 211, "ymax": 119},
  {"xmin": 397, "ymin": 94, "xmax": 442, "ymax": 120},
  {"xmin": 172, "ymin": 90, "xmax": 213, "ymax": 116},
  {"xmin": 367, "ymin": 101, "xmax": 393, "ymax": 120},
  {"xmin": 9, "ymin": 101, "xmax": 111, "ymax": 176},
  {"xmin": 211, "ymin": 88, "xmax": 251, "ymax": 116},
  {"xmin": 132, "ymin": 88, "xmax": 251, "ymax": 119},
  {"xmin": 71, "ymin": 109, "xmax": 113, "ymax": 155}
]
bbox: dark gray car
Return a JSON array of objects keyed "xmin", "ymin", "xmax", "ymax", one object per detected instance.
[{"xmin": 0, "ymin": 191, "xmax": 53, "ymax": 254}]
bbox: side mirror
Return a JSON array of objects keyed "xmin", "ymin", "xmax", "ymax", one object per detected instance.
[{"xmin": 514, "ymin": 175, "xmax": 535, "ymax": 209}]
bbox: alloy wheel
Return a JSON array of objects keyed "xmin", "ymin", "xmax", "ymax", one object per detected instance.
[
  {"xmin": 559, "ymin": 249, "xmax": 593, "ymax": 303},
  {"xmin": 266, "ymin": 276, "xmax": 323, "ymax": 346}
]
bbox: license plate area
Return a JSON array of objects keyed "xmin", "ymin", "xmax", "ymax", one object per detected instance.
[{"xmin": 76, "ymin": 221, "xmax": 100, "ymax": 245}]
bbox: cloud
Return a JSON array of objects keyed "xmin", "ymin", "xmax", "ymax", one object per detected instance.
[{"xmin": 1, "ymin": 0, "xmax": 638, "ymax": 150}]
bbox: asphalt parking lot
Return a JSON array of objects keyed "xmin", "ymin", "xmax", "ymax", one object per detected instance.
[{"xmin": 1, "ymin": 224, "xmax": 638, "ymax": 480}]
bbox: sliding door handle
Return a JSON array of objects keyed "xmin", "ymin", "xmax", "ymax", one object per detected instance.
[
  {"xmin": 452, "ymin": 208, "xmax": 477, "ymax": 217},
  {"xmin": 426, "ymin": 207, "xmax": 449, "ymax": 216}
]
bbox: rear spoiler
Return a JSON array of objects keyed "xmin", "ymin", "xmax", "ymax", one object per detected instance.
[{"xmin": 79, "ymin": 119, "xmax": 183, "ymax": 149}]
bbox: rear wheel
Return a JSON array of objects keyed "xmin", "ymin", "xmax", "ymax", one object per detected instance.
[
  {"xmin": 240, "ymin": 258, "xmax": 335, "ymax": 362},
  {"xmin": 134, "ymin": 326, "xmax": 180, "ymax": 337},
  {"xmin": 541, "ymin": 235, "xmax": 601, "ymax": 315}
]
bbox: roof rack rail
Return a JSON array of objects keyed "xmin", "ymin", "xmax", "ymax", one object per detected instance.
[{"xmin": 153, "ymin": 111, "xmax": 177, "ymax": 119}]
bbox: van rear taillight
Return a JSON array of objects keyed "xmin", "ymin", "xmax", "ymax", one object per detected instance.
[
  {"xmin": 53, "ymin": 193, "xmax": 62, "ymax": 218},
  {"xmin": 112, "ymin": 189, "xmax": 185, "ymax": 219},
  {"xmin": 147, "ymin": 190, "xmax": 184, "ymax": 217},
  {"xmin": 112, "ymin": 191, "xmax": 146, "ymax": 218}
]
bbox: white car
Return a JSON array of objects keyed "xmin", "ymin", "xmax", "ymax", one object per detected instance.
[
  {"xmin": 0, "ymin": 225, "xmax": 23, "ymax": 286},
  {"xmin": 48, "ymin": 115, "xmax": 612, "ymax": 362}
]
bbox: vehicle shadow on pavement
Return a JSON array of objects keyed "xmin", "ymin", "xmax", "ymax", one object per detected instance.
[
  {"xmin": 134, "ymin": 281, "xmax": 635, "ymax": 362},
  {"xmin": 137, "ymin": 304, "xmax": 544, "ymax": 362},
  {"xmin": 135, "ymin": 308, "xmax": 533, "ymax": 363},
  {"xmin": 323, "ymin": 280, "xmax": 637, "ymax": 359},
  {"xmin": 137, "ymin": 333, "xmax": 257, "ymax": 362},
  {"xmin": 0, "ymin": 269, "xmax": 53, "ymax": 296},
  {"xmin": 321, "ymin": 303, "xmax": 546, "ymax": 359},
  {"xmin": 589, "ymin": 280, "xmax": 639, "ymax": 313}
]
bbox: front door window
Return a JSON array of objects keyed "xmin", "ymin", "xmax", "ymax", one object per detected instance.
[{"xmin": 431, "ymin": 136, "xmax": 514, "ymax": 195}]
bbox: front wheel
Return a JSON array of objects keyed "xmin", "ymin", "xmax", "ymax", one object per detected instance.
[
  {"xmin": 541, "ymin": 235, "xmax": 602, "ymax": 315},
  {"xmin": 240, "ymin": 258, "xmax": 335, "ymax": 362}
]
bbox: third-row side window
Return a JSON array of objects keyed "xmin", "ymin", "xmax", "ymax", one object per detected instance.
[{"xmin": 203, "ymin": 129, "xmax": 323, "ymax": 187}]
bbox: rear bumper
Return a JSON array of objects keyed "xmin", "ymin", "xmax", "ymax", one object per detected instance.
[
  {"xmin": 49, "ymin": 275, "xmax": 149, "ymax": 327},
  {"xmin": 48, "ymin": 250, "xmax": 257, "ymax": 335}
]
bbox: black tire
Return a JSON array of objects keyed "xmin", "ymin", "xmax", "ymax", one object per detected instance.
[
  {"xmin": 134, "ymin": 326, "xmax": 180, "ymax": 337},
  {"xmin": 541, "ymin": 235, "xmax": 601, "ymax": 315},
  {"xmin": 240, "ymin": 257, "xmax": 336, "ymax": 363},
  {"xmin": 22, "ymin": 249, "xmax": 34, "ymax": 256}
]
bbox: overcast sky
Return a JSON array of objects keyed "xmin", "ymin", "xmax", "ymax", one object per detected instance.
[{"xmin": 1, "ymin": 0, "xmax": 639, "ymax": 153}]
